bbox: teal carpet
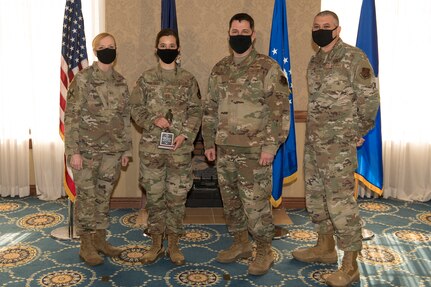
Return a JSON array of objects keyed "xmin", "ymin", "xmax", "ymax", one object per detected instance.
[{"xmin": 0, "ymin": 197, "xmax": 430, "ymax": 287}]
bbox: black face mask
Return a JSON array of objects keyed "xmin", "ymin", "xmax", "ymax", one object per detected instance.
[
  {"xmin": 157, "ymin": 48, "xmax": 179, "ymax": 64},
  {"xmin": 96, "ymin": 48, "xmax": 116, "ymax": 64},
  {"xmin": 229, "ymin": 35, "xmax": 252, "ymax": 54},
  {"xmin": 312, "ymin": 27, "xmax": 338, "ymax": 47}
]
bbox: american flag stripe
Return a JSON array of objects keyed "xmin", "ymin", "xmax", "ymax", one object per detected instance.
[
  {"xmin": 63, "ymin": 155, "xmax": 77, "ymax": 200},
  {"xmin": 59, "ymin": 0, "xmax": 88, "ymax": 202}
]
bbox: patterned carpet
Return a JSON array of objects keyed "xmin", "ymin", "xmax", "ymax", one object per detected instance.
[{"xmin": 0, "ymin": 197, "xmax": 430, "ymax": 287}]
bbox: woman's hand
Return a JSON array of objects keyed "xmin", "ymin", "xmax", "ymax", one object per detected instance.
[
  {"xmin": 70, "ymin": 154, "xmax": 83, "ymax": 170},
  {"xmin": 154, "ymin": 117, "xmax": 171, "ymax": 129},
  {"xmin": 172, "ymin": 135, "xmax": 186, "ymax": 151}
]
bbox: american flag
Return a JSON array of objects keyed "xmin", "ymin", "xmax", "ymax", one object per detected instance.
[{"xmin": 59, "ymin": 0, "xmax": 88, "ymax": 202}]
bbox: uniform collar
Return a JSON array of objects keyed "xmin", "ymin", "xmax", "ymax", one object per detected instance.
[
  {"xmin": 156, "ymin": 64, "xmax": 179, "ymax": 82},
  {"xmin": 91, "ymin": 61, "xmax": 117, "ymax": 80},
  {"xmin": 318, "ymin": 38, "xmax": 343, "ymax": 56},
  {"xmin": 229, "ymin": 48, "xmax": 258, "ymax": 68}
]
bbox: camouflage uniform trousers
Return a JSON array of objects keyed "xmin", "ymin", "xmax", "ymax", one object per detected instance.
[
  {"xmin": 72, "ymin": 152, "xmax": 122, "ymax": 235},
  {"xmin": 217, "ymin": 146, "xmax": 274, "ymax": 243},
  {"xmin": 304, "ymin": 144, "xmax": 362, "ymax": 251},
  {"xmin": 139, "ymin": 151, "xmax": 193, "ymax": 236}
]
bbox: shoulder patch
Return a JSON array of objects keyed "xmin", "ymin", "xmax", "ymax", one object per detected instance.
[
  {"xmin": 360, "ymin": 67, "xmax": 371, "ymax": 79},
  {"xmin": 279, "ymin": 75, "xmax": 288, "ymax": 86}
]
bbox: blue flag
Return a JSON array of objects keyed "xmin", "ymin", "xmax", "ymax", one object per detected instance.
[
  {"xmin": 161, "ymin": 0, "xmax": 178, "ymax": 32},
  {"xmin": 269, "ymin": 0, "xmax": 298, "ymax": 207},
  {"xmin": 355, "ymin": 0, "xmax": 383, "ymax": 196}
]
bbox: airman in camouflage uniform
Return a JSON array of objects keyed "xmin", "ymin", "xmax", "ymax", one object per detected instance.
[
  {"xmin": 202, "ymin": 13, "xmax": 290, "ymax": 276},
  {"xmin": 291, "ymin": 11, "xmax": 380, "ymax": 287},
  {"xmin": 130, "ymin": 29, "xmax": 202, "ymax": 266},
  {"xmin": 64, "ymin": 33, "xmax": 132, "ymax": 266}
]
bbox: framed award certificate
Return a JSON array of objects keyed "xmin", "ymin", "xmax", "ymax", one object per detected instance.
[{"xmin": 158, "ymin": 131, "xmax": 175, "ymax": 149}]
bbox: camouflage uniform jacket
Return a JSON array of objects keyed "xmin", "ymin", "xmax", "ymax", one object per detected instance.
[
  {"xmin": 130, "ymin": 65, "xmax": 202, "ymax": 154},
  {"xmin": 64, "ymin": 62, "xmax": 132, "ymax": 157},
  {"xmin": 202, "ymin": 48, "xmax": 290, "ymax": 155},
  {"xmin": 306, "ymin": 39, "xmax": 380, "ymax": 149}
]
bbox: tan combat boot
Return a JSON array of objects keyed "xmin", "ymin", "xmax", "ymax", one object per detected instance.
[
  {"xmin": 248, "ymin": 241, "xmax": 274, "ymax": 275},
  {"xmin": 292, "ymin": 233, "xmax": 338, "ymax": 263},
  {"xmin": 140, "ymin": 234, "xmax": 164, "ymax": 265},
  {"xmin": 135, "ymin": 208, "xmax": 148, "ymax": 228},
  {"xmin": 79, "ymin": 233, "xmax": 103, "ymax": 266},
  {"xmin": 325, "ymin": 251, "xmax": 360, "ymax": 287},
  {"xmin": 216, "ymin": 230, "xmax": 253, "ymax": 263},
  {"xmin": 167, "ymin": 234, "xmax": 185, "ymax": 265},
  {"xmin": 93, "ymin": 229, "xmax": 123, "ymax": 257}
]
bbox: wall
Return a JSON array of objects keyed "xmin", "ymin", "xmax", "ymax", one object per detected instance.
[{"xmin": 107, "ymin": 0, "xmax": 320, "ymax": 203}]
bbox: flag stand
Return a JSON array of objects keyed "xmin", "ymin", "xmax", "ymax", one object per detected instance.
[
  {"xmin": 362, "ymin": 228, "xmax": 375, "ymax": 241},
  {"xmin": 361, "ymin": 218, "xmax": 375, "ymax": 241},
  {"xmin": 273, "ymin": 225, "xmax": 289, "ymax": 240},
  {"xmin": 51, "ymin": 199, "xmax": 79, "ymax": 240},
  {"xmin": 272, "ymin": 207, "xmax": 290, "ymax": 240}
]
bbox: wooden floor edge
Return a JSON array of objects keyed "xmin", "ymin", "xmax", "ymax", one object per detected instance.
[
  {"xmin": 282, "ymin": 197, "xmax": 306, "ymax": 209},
  {"xmin": 28, "ymin": 187, "xmax": 305, "ymax": 210},
  {"xmin": 110, "ymin": 196, "xmax": 305, "ymax": 209},
  {"xmin": 110, "ymin": 197, "xmax": 142, "ymax": 209}
]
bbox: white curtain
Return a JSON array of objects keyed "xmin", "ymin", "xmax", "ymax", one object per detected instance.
[
  {"xmin": 0, "ymin": 0, "xmax": 104, "ymax": 200},
  {"xmin": 378, "ymin": 0, "xmax": 431, "ymax": 202},
  {"xmin": 0, "ymin": 2, "xmax": 31, "ymax": 198},
  {"xmin": 322, "ymin": 0, "xmax": 431, "ymax": 202}
]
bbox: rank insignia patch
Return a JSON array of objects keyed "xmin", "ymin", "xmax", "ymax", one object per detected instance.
[{"xmin": 360, "ymin": 67, "xmax": 371, "ymax": 79}]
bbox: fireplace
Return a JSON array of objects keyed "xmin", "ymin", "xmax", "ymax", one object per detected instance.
[{"xmin": 187, "ymin": 131, "xmax": 222, "ymax": 207}]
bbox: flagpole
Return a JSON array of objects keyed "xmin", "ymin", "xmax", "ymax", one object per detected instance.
[
  {"xmin": 268, "ymin": 0, "xmax": 297, "ymax": 240},
  {"xmin": 51, "ymin": 199, "xmax": 79, "ymax": 240}
]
